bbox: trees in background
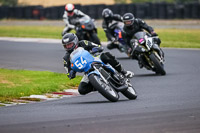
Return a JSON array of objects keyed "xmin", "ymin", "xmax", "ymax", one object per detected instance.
[
  {"xmin": 115, "ymin": 0, "xmax": 199, "ymax": 3},
  {"xmin": 0, "ymin": 0, "xmax": 199, "ymax": 6},
  {"xmin": 0, "ymin": 0, "xmax": 18, "ymax": 6}
]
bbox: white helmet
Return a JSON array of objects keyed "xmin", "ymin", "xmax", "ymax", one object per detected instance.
[{"xmin": 65, "ymin": 4, "xmax": 75, "ymax": 13}]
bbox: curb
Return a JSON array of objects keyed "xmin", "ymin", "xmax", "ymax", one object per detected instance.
[
  {"xmin": 0, "ymin": 89, "xmax": 79, "ymax": 107},
  {"xmin": 0, "ymin": 37, "xmax": 61, "ymax": 44},
  {"xmin": 1, "ymin": 37, "xmax": 200, "ymax": 50},
  {"xmin": 52, "ymin": 89, "xmax": 79, "ymax": 96},
  {"xmin": 0, "ymin": 37, "xmax": 108, "ymax": 46}
]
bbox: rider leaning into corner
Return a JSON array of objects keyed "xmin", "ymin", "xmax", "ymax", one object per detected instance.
[
  {"xmin": 122, "ymin": 13, "xmax": 163, "ymax": 58},
  {"xmin": 102, "ymin": 8, "xmax": 124, "ymax": 51},
  {"xmin": 62, "ymin": 3, "xmax": 90, "ymax": 36},
  {"xmin": 62, "ymin": 33, "xmax": 134, "ymax": 95}
]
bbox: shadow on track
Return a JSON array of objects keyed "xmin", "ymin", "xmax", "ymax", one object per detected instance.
[
  {"xmin": 116, "ymin": 57, "xmax": 131, "ymax": 60},
  {"xmin": 68, "ymin": 99, "xmax": 130, "ymax": 105},
  {"xmin": 134, "ymin": 73, "xmax": 162, "ymax": 77}
]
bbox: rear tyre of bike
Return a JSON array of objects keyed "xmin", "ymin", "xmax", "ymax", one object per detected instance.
[
  {"xmin": 121, "ymin": 85, "xmax": 137, "ymax": 100},
  {"xmin": 149, "ymin": 53, "xmax": 166, "ymax": 75},
  {"xmin": 90, "ymin": 33, "xmax": 101, "ymax": 45},
  {"xmin": 89, "ymin": 74, "xmax": 119, "ymax": 102}
]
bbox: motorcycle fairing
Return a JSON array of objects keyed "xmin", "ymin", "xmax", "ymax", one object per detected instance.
[{"xmin": 70, "ymin": 47, "xmax": 94, "ymax": 72}]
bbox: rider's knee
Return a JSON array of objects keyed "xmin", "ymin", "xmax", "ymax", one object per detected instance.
[{"xmin": 78, "ymin": 82, "xmax": 93, "ymax": 95}]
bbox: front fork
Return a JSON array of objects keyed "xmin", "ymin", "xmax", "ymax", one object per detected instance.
[
  {"xmin": 152, "ymin": 44, "xmax": 165, "ymax": 61},
  {"xmin": 144, "ymin": 51, "xmax": 164, "ymax": 70},
  {"xmin": 92, "ymin": 66, "xmax": 109, "ymax": 84}
]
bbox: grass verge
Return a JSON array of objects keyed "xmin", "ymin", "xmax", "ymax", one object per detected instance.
[
  {"xmin": 1, "ymin": 25, "xmax": 200, "ymax": 48},
  {"xmin": 0, "ymin": 68, "xmax": 81, "ymax": 103},
  {"xmin": 0, "ymin": 26, "xmax": 63, "ymax": 39},
  {"xmin": 157, "ymin": 29, "xmax": 200, "ymax": 48}
]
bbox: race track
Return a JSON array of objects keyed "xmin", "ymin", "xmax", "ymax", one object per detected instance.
[{"xmin": 0, "ymin": 39, "xmax": 200, "ymax": 133}]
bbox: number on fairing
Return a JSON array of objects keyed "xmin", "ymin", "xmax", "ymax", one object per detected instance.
[
  {"xmin": 147, "ymin": 38, "xmax": 153, "ymax": 48},
  {"xmin": 75, "ymin": 56, "xmax": 87, "ymax": 69}
]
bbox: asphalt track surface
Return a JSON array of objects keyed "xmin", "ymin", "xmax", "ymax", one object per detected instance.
[{"xmin": 0, "ymin": 39, "xmax": 200, "ymax": 133}]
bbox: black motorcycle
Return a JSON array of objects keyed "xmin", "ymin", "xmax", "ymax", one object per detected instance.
[
  {"xmin": 75, "ymin": 16, "xmax": 101, "ymax": 45},
  {"xmin": 131, "ymin": 31, "xmax": 166, "ymax": 75}
]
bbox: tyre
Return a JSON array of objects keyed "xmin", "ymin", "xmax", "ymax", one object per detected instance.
[
  {"xmin": 90, "ymin": 33, "xmax": 101, "ymax": 45},
  {"xmin": 149, "ymin": 53, "xmax": 166, "ymax": 75},
  {"xmin": 89, "ymin": 74, "xmax": 119, "ymax": 102},
  {"xmin": 121, "ymin": 85, "xmax": 137, "ymax": 100}
]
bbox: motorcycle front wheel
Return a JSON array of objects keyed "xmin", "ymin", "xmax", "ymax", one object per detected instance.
[
  {"xmin": 89, "ymin": 74, "xmax": 119, "ymax": 102},
  {"xmin": 121, "ymin": 85, "xmax": 137, "ymax": 100},
  {"xmin": 149, "ymin": 53, "xmax": 166, "ymax": 75}
]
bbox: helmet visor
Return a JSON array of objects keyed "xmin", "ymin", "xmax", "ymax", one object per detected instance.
[
  {"xmin": 67, "ymin": 11, "xmax": 74, "ymax": 16},
  {"xmin": 123, "ymin": 20, "xmax": 133, "ymax": 26},
  {"xmin": 64, "ymin": 42, "xmax": 74, "ymax": 50},
  {"xmin": 104, "ymin": 13, "xmax": 110, "ymax": 18}
]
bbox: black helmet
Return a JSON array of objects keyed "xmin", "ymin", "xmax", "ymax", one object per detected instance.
[
  {"xmin": 62, "ymin": 33, "xmax": 78, "ymax": 52},
  {"xmin": 102, "ymin": 8, "xmax": 113, "ymax": 20},
  {"xmin": 122, "ymin": 13, "xmax": 135, "ymax": 27}
]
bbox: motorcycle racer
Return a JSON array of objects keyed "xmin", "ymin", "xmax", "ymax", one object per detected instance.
[
  {"xmin": 62, "ymin": 3, "xmax": 90, "ymax": 36},
  {"xmin": 122, "ymin": 13, "xmax": 161, "ymax": 56},
  {"xmin": 62, "ymin": 33, "xmax": 134, "ymax": 95},
  {"xmin": 102, "ymin": 8, "xmax": 124, "ymax": 50},
  {"xmin": 122, "ymin": 13, "xmax": 163, "ymax": 67}
]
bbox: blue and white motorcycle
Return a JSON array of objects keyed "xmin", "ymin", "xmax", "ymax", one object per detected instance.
[{"xmin": 70, "ymin": 47, "xmax": 137, "ymax": 102}]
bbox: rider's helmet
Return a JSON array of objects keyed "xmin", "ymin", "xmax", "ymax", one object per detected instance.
[
  {"xmin": 62, "ymin": 33, "xmax": 78, "ymax": 52},
  {"xmin": 65, "ymin": 4, "xmax": 75, "ymax": 16},
  {"xmin": 122, "ymin": 13, "xmax": 135, "ymax": 27},
  {"xmin": 102, "ymin": 8, "xmax": 113, "ymax": 21}
]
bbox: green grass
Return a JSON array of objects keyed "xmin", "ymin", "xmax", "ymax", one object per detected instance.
[
  {"xmin": 0, "ymin": 25, "xmax": 200, "ymax": 48},
  {"xmin": 0, "ymin": 68, "xmax": 82, "ymax": 103},
  {"xmin": 0, "ymin": 25, "xmax": 107, "ymax": 41},
  {"xmin": 157, "ymin": 29, "xmax": 200, "ymax": 48},
  {"xmin": 0, "ymin": 26, "xmax": 63, "ymax": 39}
]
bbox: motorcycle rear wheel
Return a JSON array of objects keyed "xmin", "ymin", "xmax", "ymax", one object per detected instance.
[{"xmin": 89, "ymin": 74, "xmax": 119, "ymax": 102}]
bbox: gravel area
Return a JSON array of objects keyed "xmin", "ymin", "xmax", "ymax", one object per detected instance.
[{"xmin": 1, "ymin": 19, "xmax": 200, "ymax": 29}]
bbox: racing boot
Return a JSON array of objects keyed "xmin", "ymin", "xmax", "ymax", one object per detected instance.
[
  {"xmin": 107, "ymin": 42, "xmax": 118, "ymax": 50},
  {"xmin": 121, "ymin": 70, "xmax": 134, "ymax": 78},
  {"xmin": 100, "ymin": 52, "xmax": 134, "ymax": 78},
  {"xmin": 113, "ymin": 61, "xmax": 134, "ymax": 78},
  {"xmin": 117, "ymin": 44, "xmax": 125, "ymax": 52}
]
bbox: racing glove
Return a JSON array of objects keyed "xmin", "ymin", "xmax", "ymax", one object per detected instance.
[
  {"xmin": 91, "ymin": 47, "xmax": 104, "ymax": 54},
  {"xmin": 151, "ymin": 31, "xmax": 158, "ymax": 36},
  {"xmin": 67, "ymin": 70, "xmax": 76, "ymax": 79}
]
